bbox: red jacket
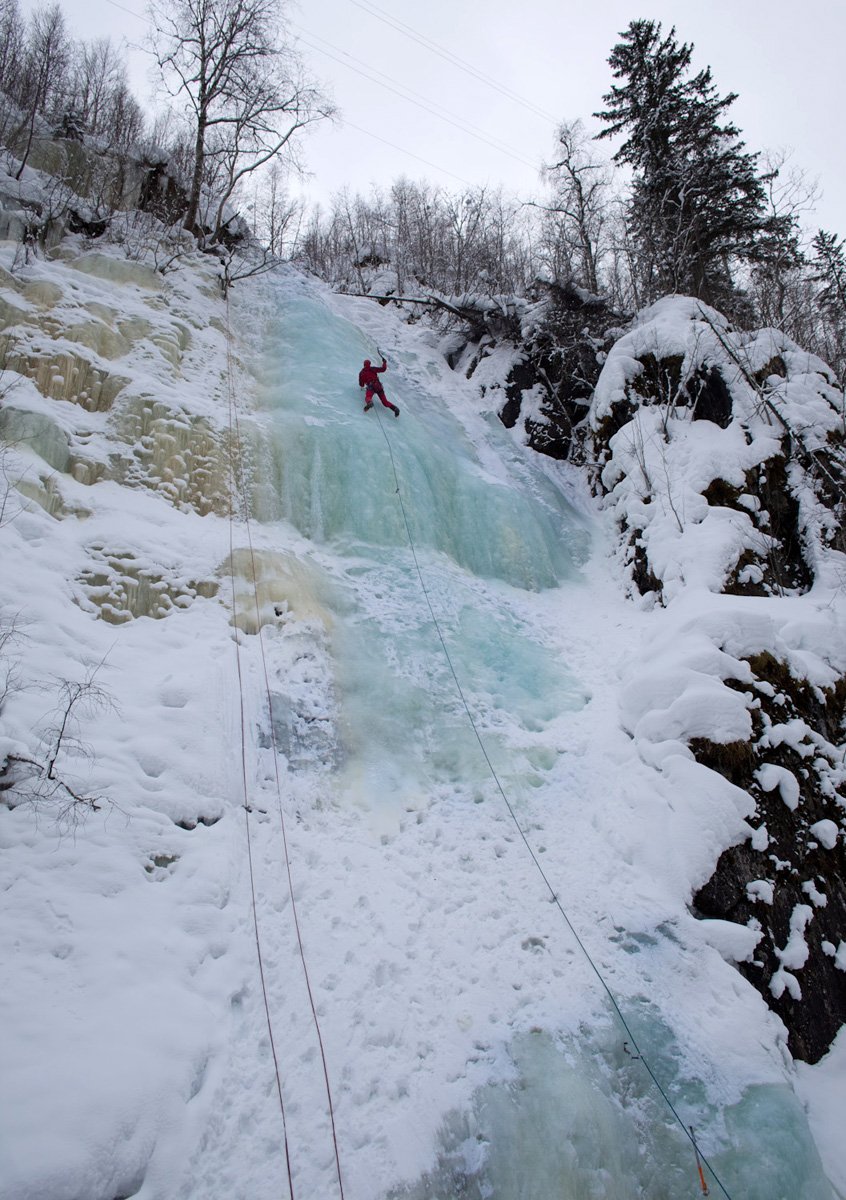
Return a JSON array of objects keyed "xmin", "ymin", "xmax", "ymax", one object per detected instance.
[{"xmin": 359, "ymin": 359, "xmax": 386, "ymax": 388}]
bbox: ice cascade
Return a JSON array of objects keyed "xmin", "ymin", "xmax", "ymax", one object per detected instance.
[{"xmin": 238, "ymin": 276, "xmax": 834, "ymax": 1200}]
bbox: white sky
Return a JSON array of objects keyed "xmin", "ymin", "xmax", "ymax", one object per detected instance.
[{"xmin": 22, "ymin": 0, "xmax": 846, "ymax": 237}]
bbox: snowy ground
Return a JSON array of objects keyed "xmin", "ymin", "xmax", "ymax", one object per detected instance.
[{"xmin": 0, "ymin": 243, "xmax": 844, "ymax": 1200}]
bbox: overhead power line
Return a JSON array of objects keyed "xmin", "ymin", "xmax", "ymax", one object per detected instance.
[
  {"xmin": 79, "ymin": 0, "xmax": 517, "ymax": 197},
  {"xmin": 341, "ymin": 119, "xmax": 474, "ymax": 187},
  {"xmin": 295, "ymin": 24, "xmax": 540, "ymax": 172},
  {"xmin": 82, "ymin": 0, "xmax": 504, "ymax": 191},
  {"xmin": 101, "ymin": 0, "xmax": 146, "ymax": 22},
  {"xmin": 346, "ymin": 0, "xmax": 561, "ymax": 127}
]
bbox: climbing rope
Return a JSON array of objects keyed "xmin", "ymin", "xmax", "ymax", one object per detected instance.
[
  {"xmin": 372, "ymin": 402, "xmax": 735, "ymax": 1200},
  {"xmin": 224, "ymin": 296, "xmax": 346, "ymax": 1200},
  {"xmin": 225, "ymin": 323, "xmax": 295, "ymax": 1200}
]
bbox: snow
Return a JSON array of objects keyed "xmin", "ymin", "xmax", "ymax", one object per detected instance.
[
  {"xmin": 775, "ymin": 905, "xmax": 814, "ymax": 973},
  {"xmin": 750, "ymin": 823, "xmax": 770, "ymax": 851},
  {"xmin": 770, "ymin": 904, "xmax": 815, "ymax": 1001},
  {"xmin": 0, "ymin": 239, "xmax": 843, "ymax": 1199},
  {"xmin": 763, "ymin": 718, "xmax": 817, "ymax": 757},
  {"xmin": 802, "ymin": 879, "xmax": 828, "ymax": 908},
  {"xmin": 810, "ymin": 818, "xmax": 840, "ymax": 850},
  {"xmin": 747, "ymin": 879, "xmax": 775, "ymax": 905},
  {"xmin": 796, "ymin": 1029, "xmax": 846, "ymax": 1200},
  {"xmin": 756, "ymin": 762, "xmax": 802, "ymax": 810},
  {"xmin": 697, "ymin": 918, "xmax": 763, "ymax": 963}
]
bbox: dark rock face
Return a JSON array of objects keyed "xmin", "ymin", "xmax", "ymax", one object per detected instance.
[
  {"xmin": 138, "ymin": 160, "xmax": 189, "ymax": 226},
  {"xmin": 66, "ymin": 209, "xmax": 109, "ymax": 238},
  {"xmin": 471, "ymin": 291, "xmax": 846, "ymax": 1061},
  {"xmin": 520, "ymin": 286, "xmax": 619, "ymax": 460},
  {"xmin": 587, "ymin": 336, "xmax": 841, "ymax": 601},
  {"xmin": 702, "ymin": 451, "xmax": 813, "ymax": 598},
  {"xmin": 692, "ymin": 655, "xmax": 846, "ymax": 1064},
  {"xmin": 628, "ymin": 532, "xmax": 662, "ymax": 598},
  {"xmin": 690, "ymin": 365, "xmax": 733, "ymax": 427},
  {"xmin": 499, "ymin": 358, "xmax": 536, "ymax": 430},
  {"xmin": 483, "ymin": 282, "xmax": 624, "ymax": 460}
]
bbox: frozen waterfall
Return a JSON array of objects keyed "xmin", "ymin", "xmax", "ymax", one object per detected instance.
[
  {"xmin": 3, "ymin": 239, "xmax": 841, "ymax": 1200},
  {"xmin": 229, "ymin": 273, "xmax": 834, "ymax": 1200}
]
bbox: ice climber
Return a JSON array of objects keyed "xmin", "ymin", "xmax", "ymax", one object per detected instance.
[{"xmin": 359, "ymin": 356, "xmax": 399, "ymax": 417}]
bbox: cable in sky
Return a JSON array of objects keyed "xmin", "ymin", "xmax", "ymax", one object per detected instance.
[
  {"xmin": 346, "ymin": 0, "xmax": 561, "ymax": 127},
  {"xmin": 295, "ymin": 25, "xmax": 540, "ymax": 172},
  {"xmin": 101, "ymin": 0, "xmax": 146, "ymax": 20},
  {"xmin": 340, "ymin": 119, "xmax": 474, "ymax": 187}
]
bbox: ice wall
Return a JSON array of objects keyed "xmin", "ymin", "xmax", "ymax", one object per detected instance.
[
  {"xmin": 393, "ymin": 1027, "xmax": 834, "ymax": 1200},
  {"xmin": 250, "ymin": 284, "xmax": 591, "ymax": 836},
  {"xmin": 254, "ymin": 293, "xmax": 588, "ymax": 591},
  {"xmin": 244, "ymin": 276, "xmax": 837, "ymax": 1200},
  {"xmin": 4, "ymin": 229, "xmax": 837, "ymax": 1199}
]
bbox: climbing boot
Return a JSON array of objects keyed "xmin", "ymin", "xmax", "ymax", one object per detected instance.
[
  {"xmin": 364, "ymin": 402, "xmax": 373, "ymax": 412},
  {"xmin": 392, "ymin": 405, "xmax": 400, "ymax": 417}
]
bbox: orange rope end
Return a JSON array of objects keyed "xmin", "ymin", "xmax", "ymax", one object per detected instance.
[{"xmin": 689, "ymin": 1127, "xmax": 710, "ymax": 1196}]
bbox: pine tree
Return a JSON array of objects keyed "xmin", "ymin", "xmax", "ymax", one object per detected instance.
[
  {"xmin": 595, "ymin": 20, "xmax": 767, "ymax": 305},
  {"xmin": 812, "ymin": 230, "xmax": 846, "ymax": 384},
  {"xmin": 813, "ymin": 231, "xmax": 846, "ymax": 316}
]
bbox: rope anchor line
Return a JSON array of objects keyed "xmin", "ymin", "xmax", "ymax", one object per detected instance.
[
  {"xmin": 372, "ymin": 403, "xmax": 733, "ymax": 1200},
  {"xmin": 225, "ymin": 296, "xmax": 345, "ymax": 1200}
]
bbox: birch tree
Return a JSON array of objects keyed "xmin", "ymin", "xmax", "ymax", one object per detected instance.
[
  {"xmin": 149, "ymin": 0, "xmax": 332, "ymax": 238},
  {"xmin": 537, "ymin": 120, "xmax": 612, "ymax": 293},
  {"xmin": 11, "ymin": 3, "xmax": 70, "ymax": 178}
]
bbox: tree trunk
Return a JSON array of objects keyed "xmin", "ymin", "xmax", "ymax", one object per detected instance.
[{"xmin": 184, "ymin": 114, "xmax": 207, "ymax": 234}]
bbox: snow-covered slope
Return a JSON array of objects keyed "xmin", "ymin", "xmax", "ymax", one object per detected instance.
[{"xmin": 1, "ymin": 238, "xmax": 844, "ymax": 1200}]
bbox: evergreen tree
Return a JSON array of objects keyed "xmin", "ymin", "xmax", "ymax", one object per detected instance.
[
  {"xmin": 813, "ymin": 230, "xmax": 846, "ymax": 316},
  {"xmin": 595, "ymin": 20, "xmax": 768, "ymax": 305},
  {"xmin": 812, "ymin": 230, "xmax": 846, "ymax": 383}
]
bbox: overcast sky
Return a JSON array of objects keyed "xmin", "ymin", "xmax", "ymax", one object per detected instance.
[{"xmin": 25, "ymin": 0, "xmax": 846, "ymax": 237}]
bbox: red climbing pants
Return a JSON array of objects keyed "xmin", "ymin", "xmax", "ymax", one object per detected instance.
[{"xmin": 366, "ymin": 385, "xmax": 393, "ymax": 409}]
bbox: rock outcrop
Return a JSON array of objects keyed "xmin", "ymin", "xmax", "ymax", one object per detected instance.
[{"xmin": 583, "ymin": 297, "xmax": 846, "ymax": 1063}]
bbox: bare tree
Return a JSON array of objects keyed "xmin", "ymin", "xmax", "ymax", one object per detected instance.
[
  {"xmin": 10, "ymin": 3, "xmax": 71, "ymax": 178},
  {"xmin": 812, "ymin": 229, "xmax": 846, "ymax": 385},
  {"xmin": 0, "ymin": 609, "xmax": 26, "ymax": 716},
  {"xmin": 0, "ymin": 0, "xmax": 26, "ymax": 132},
  {"xmin": 149, "ymin": 0, "xmax": 333, "ymax": 239},
  {"xmin": 603, "ymin": 199, "xmax": 641, "ymax": 312},
  {"xmin": 72, "ymin": 37, "xmax": 122, "ymax": 136},
  {"xmin": 64, "ymin": 36, "xmax": 143, "ymax": 149},
  {"xmin": 2, "ymin": 663, "xmax": 117, "ymax": 826},
  {"xmin": 536, "ymin": 120, "xmax": 613, "ymax": 293},
  {"xmin": 104, "ymin": 79, "xmax": 145, "ymax": 151},
  {"xmin": 241, "ymin": 162, "xmax": 299, "ymax": 254},
  {"xmin": 746, "ymin": 150, "xmax": 817, "ymax": 330},
  {"xmin": 296, "ymin": 177, "xmax": 534, "ymax": 302}
]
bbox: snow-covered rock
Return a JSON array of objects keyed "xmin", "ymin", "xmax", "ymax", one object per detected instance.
[{"xmin": 584, "ymin": 296, "xmax": 846, "ymax": 1066}]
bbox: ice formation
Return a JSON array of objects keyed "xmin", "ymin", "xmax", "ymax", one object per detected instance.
[{"xmin": 0, "ymin": 239, "xmax": 843, "ymax": 1200}]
